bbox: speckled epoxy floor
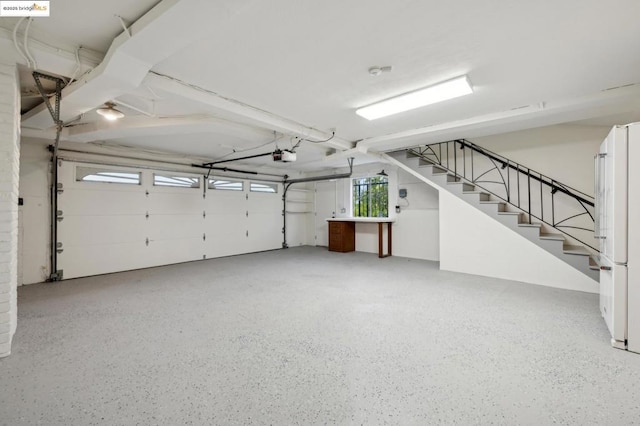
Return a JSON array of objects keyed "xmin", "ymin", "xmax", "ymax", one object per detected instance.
[{"xmin": 1, "ymin": 247, "xmax": 639, "ymax": 425}]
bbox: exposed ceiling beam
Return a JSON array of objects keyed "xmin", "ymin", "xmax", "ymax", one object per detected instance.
[
  {"xmin": 356, "ymin": 83, "xmax": 640, "ymax": 153},
  {"xmin": 62, "ymin": 115, "xmax": 275, "ymax": 143},
  {"xmin": 143, "ymin": 72, "xmax": 353, "ymax": 152},
  {"xmin": 21, "ymin": 0, "xmax": 259, "ymax": 130}
]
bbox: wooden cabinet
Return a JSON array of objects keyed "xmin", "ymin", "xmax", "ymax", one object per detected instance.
[{"xmin": 328, "ymin": 221, "xmax": 355, "ymax": 252}]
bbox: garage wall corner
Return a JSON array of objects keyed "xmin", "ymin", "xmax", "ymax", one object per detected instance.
[{"xmin": 0, "ymin": 63, "xmax": 20, "ymax": 357}]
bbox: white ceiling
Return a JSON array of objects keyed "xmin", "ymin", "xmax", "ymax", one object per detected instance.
[{"xmin": 4, "ymin": 0, "xmax": 640, "ymax": 172}]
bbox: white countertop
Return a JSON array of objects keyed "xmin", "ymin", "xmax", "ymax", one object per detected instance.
[{"xmin": 326, "ymin": 217, "xmax": 395, "ymax": 223}]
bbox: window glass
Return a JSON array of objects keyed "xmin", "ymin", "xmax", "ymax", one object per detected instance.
[
  {"xmin": 76, "ymin": 166, "xmax": 141, "ymax": 185},
  {"xmin": 208, "ymin": 179, "xmax": 244, "ymax": 191},
  {"xmin": 352, "ymin": 176, "xmax": 388, "ymax": 217},
  {"xmin": 154, "ymin": 174, "xmax": 200, "ymax": 188},
  {"xmin": 250, "ymin": 182, "xmax": 278, "ymax": 193}
]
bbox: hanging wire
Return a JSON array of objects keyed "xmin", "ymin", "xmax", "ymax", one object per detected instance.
[{"xmin": 291, "ymin": 131, "xmax": 335, "ymax": 151}]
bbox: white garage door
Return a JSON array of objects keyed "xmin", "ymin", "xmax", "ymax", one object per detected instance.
[{"xmin": 57, "ymin": 160, "xmax": 283, "ymax": 279}]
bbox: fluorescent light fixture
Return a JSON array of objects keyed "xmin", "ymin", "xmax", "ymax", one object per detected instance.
[{"xmin": 356, "ymin": 75, "xmax": 473, "ymax": 120}]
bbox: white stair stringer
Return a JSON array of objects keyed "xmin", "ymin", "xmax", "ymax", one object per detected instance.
[{"xmin": 382, "ymin": 152, "xmax": 599, "ymax": 291}]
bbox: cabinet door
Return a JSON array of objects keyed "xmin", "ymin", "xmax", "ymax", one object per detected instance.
[{"xmin": 328, "ymin": 222, "xmax": 343, "ymax": 251}]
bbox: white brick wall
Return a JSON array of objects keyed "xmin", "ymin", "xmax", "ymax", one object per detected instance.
[{"xmin": 0, "ymin": 62, "xmax": 20, "ymax": 358}]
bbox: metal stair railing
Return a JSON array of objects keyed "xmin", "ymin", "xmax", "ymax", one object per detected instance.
[{"xmin": 408, "ymin": 139, "xmax": 598, "ymax": 252}]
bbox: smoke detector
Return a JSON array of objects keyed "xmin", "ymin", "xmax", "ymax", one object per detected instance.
[{"xmin": 368, "ymin": 66, "xmax": 393, "ymax": 76}]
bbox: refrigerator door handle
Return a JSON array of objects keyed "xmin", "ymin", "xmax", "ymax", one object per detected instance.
[
  {"xmin": 595, "ymin": 154, "xmax": 602, "ymax": 239},
  {"xmin": 594, "ymin": 153, "xmax": 607, "ymax": 240}
]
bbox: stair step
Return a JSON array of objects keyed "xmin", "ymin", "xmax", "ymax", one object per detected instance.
[
  {"xmin": 479, "ymin": 200, "xmax": 507, "ymax": 211},
  {"xmin": 518, "ymin": 223, "xmax": 542, "ymax": 228},
  {"xmin": 463, "ymin": 191, "xmax": 490, "ymax": 201},
  {"xmin": 498, "ymin": 212, "xmax": 520, "ymax": 216},
  {"xmin": 420, "ymin": 163, "xmax": 448, "ymax": 174},
  {"xmin": 539, "ymin": 233, "xmax": 565, "ymax": 241},
  {"xmin": 563, "ymin": 245, "xmax": 591, "ymax": 256},
  {"xmin": 447, "ymin": 181, "xmax": 474, "ymax": 189},
  {"xmin": 418, "ymin": 158, "xmax": 438, "ymax": 167}
]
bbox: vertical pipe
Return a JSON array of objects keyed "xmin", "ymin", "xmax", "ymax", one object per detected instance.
[
  {"xmin": 50, "ymin": 127, "xmax": 60, "ymax": 280},
  {"xmin": 50, "ymin": 79, "xmax": 63, "ymax": 281},
  {"xmin": 282, "ymin": 183, "xmax": 289, "ymax": 248}
]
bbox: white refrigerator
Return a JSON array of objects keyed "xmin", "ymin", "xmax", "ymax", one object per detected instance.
[{"xmin": 595, "ymin": 123, "xmax": 639, "ymax": 353}]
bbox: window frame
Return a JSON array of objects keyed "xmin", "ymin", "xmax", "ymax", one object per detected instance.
[
  {"xmin": 250, "ymin": 181, "xmax": 278, "ymax": 194},
  {"xmin": 208, "ymin": 178, "xmax": 244, "ymax": 191},
  {"xmin": 76, "ymin": 166, "xmax": 142, "ymax": 186},
  {"xmin": 153, "ymin": 173, "xmax": 201, "ymax": 188},
  {"xmin": 351, "ymin": 175, "xmax": 389, "ymax": 218}
]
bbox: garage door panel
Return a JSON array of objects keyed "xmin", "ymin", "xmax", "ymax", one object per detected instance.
[
  {"xmin": 149, "ymin": 214, "xmax": 204, "ymax": 239},
  {"xmin": 206, "ymin": 237, "xmax": 248, "ymax": 258},
  {"xmin": 60, "ymin": 189, "xmax": 147, "ymax": 216},
  {"xmin": 147, "ymin": 238, "xmax": 204, "ymax": 266},
  {"xmin": 59, "ymin": 242, "xmax": 151, "ymax": 279},
  {"xmin": 205, "ymin": 216, "xmax": 248, "ymax": 258},
  {"xmin": 59, "ymin": 215, "xmax": 147, "ymax": 246},
  {"xmin": 207, "ymin": 193, "xmax": 246, "ymax": 212},
  {"xmin": 249, "ymin": 212, "xmax": 282, "ymax": 251},
  {"xmin": 147, "ymin": 191, "xmax": 204, "ymax": 214}
]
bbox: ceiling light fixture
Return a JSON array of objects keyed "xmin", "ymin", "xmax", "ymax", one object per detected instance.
[
  {"xmin": 96, "ymin": 102, "xmax": 125, "ymax": 121},
  {"xmin": 377, "ymin": 169, "xmax": 388, "ymax": 177},
  {"xmin": 356, "ymin": 75, "xmax": 473, "ymax": 120}
]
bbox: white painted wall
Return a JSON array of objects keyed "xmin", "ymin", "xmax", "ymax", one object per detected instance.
[
  {"xmin": 439, "ymin": 189, "xmax": 598, "ymax": 293},
  {"xmin": 474, "ymin": 124, "xmax": 608, "ymax": 194},
  {"xmin": 0, "ymin": 63, "xmax": 19, "ymax": 357},
  {"xmin": 393, "ymin": 169, "xmax": 439, "ymax": 260},
  {"xmin": 18, "ymin": 139, "xmax": 50, "ymax": 284}
]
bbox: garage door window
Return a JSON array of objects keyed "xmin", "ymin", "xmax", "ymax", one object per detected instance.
[
  {"xmin": 208, "ymin": 179, "xmax": 244, "ymax": 191},
  {"xmin": 250, "ymin": 182, "xmax": 278, "ymax": 193},
  {"xmin": 76, "ymin": 166, "xmax": 141, "ymax": 185},
  {"xmin": 154, "ymin": 174, "xmax": 200, "ymax": 188}
]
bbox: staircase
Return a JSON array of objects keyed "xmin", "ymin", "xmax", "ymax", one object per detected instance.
[{"xmin": 387, "ymin": 139, "xmax": 599, "ymax": 282}]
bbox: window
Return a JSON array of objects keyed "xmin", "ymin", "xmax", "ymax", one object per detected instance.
[
  {"xmin": 250, "ymin": 182, "xmax": 278, "ymax": 193},
  {"xmin": 76, "ymin": 166, "xmax": 141, "ymax": 185},
  {"xmin": 154, "ymin": 174, "xmax": 200, "ymax": 188},
  {"xmin": 208, "ymin": 178, "xmax": 244, "ymax": 191},
  {"xmin": 352, "ymin": 176, "xmax": 388, "ymax": 217}
]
